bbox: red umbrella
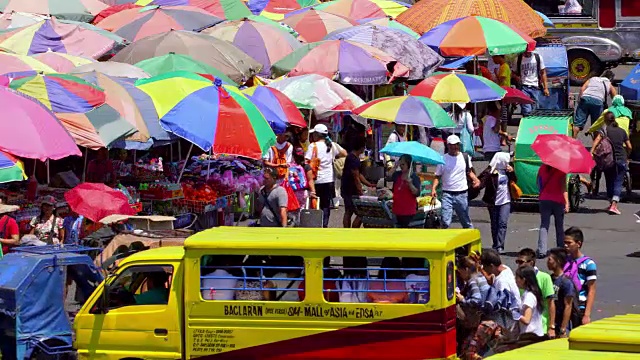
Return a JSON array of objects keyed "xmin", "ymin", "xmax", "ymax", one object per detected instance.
[
  {"xmin": 64, "ymin": 183, "xmax": 137, "ymax": 222},
  {"xmin": 531, "ymin": 134, "xmax": 595, "ymax": 174},
  {"xmin": 501, "ymin": 86, "xmax": 534, "ymax": 104}
]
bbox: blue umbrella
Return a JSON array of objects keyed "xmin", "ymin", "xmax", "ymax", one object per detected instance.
[
  {"xmin": 380, "ymin": 141, "xmax": 444, "ymax": 165},
  {"xmin": 535, "ymin": 11, "xmax": 554, "ymax": 27}
]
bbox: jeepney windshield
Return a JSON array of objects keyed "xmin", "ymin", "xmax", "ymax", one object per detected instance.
[{"xmin": 527, "ymin": 0, "xmax": 594, "ymax": 17}]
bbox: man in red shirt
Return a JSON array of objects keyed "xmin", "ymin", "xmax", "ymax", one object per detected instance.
[{"xmin": 0, "ymin": 204, "xmax": 20, "ymax": 256}]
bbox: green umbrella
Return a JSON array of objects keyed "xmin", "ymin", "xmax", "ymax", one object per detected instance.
[{"xmin": 134, "ymin": 53, "xmax": 238, "ymax": 85}]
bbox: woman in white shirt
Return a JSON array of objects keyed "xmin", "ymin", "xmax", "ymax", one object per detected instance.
[
  {"xmin": 446, "ymin": 104, "xmax": 475, "ymax": 151},
  {"xmin": 482, "ymin": 152, "xmax": 517, "ymax": 254},
  {"xmin": 482, "ymin": 102, "xmax": 512, "ymax": 161},
  {"xmin": 305, "ymin": 124, "xmax": 347, "ymax": 228},
  {"xmin": 515, "ymin": 266, "xmax": 544, "ymax": 337}
]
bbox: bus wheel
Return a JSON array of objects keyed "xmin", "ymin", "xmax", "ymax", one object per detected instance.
[{"xmin": 568, "ymin": 50, "xmax": 602, "ymax": 86}]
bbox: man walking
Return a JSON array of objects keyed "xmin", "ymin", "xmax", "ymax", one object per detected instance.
[{"xmin": 514, "ymin": 51, "xmax": 549, "ymax": 116}]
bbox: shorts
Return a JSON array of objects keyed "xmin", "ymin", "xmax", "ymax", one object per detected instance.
[
  {"xmin": 342, "ymin": 195, "xmax": 357, "ymax": 212},
  {"xmin": 575, "ymin": 96, "xmax": 604, "ymax": 130}
]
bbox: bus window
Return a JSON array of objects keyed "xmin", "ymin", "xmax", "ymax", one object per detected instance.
[
  {"xmin": 621, "ymin": 0, "xmax": 640, "ymax": 17},
  {"xmin": 200, "ymin": 255, "xmax": 305, "ymax": 302},
  {"xmin": 527, "ymin": 0, "xmax": 594, "ymax": 17},
  {"xmin": 324, "ymin": 256, "xmax": 430, "ymax": 304}
]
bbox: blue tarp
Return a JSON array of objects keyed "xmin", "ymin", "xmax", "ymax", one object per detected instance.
[
  {"xmin": 620, "ymin": 63, "xmax": 640, "ymax": 101},
  {"xmin": 535, "ymin": 44, "xmax": 569, "ymax": 78},
  {"xmin": 0, "ymin": 251, "xmax": 102, "ymax": 359}
]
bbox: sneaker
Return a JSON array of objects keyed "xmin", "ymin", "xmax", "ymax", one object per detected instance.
[
  {"xmin": 536, "ymin": 252, "xmax": 547, "ymax": 259},
  {"xmin": 609, "ymin": 206, "xmax": 621, "ymax": 215}
]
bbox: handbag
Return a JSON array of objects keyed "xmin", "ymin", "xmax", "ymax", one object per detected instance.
[
  {"xmin": 509, "ymin": 181, "xmax": 523, "ymax": 200},
  {"xmin": 282, "ymin": 181, "xmax": 300, "ymax": 212},
  {"xmin": 333, "ymin": 157, "xmax": 345, "ymax": 179},
  {"xmin": 460, "ymin": 125, "xmax": 475, "ymax": 156}
]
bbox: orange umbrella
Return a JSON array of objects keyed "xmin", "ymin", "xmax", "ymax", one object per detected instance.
[{"xmin": 396, "ymin": 0, "xmax": 546, "ymax": 38}]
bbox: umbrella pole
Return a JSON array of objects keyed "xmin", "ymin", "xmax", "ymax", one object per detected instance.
[
  {"xmin": 474, "ymin": 56, "xmax": 479, "ymax": 135},
  {"xmin": 206, "ymin": 149, "xmax": 212, "ymax": 181},
  {"xmin": 133, "ymin": 150, "xmax": 137, "ymax": 163},
  {"xmin": 176, "ymin": 143, "xmax": 193, "ymax": 184},
  {"xmin": 46, "ymin": 159, "xmax": 50, "ymax": 185},
  {"xmin": 33, "ymin": 159, "xmax": 37, "ymax": 177},
  {"xmin": 178, "ymin": 140, "xmax": 182, "ymax": 161},
  {"xmin": 170, "ymin": 143, "xmax": 173, "ymax": 162},
  {"xmin": 82, "ymin": 148, "xmax": 88, "ymax": 183}
]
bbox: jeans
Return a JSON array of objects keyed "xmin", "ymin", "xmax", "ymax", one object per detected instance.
[
  {"xmin": 574, "ymin": 96, "xmax": 604, "ymax": 130},
  {"xmin": 521, "ymin": 86, "xmax": 541, "ymax": 116},
  {"xmin": 488, "ymin": 203, "xmax": 511, "ymax": 251},
  {"xmin": 604, "ymin": 162, "xmax": 627, "ymax": 202},
  {"xmin": 441, "ymin": 191, "xmax": 473, "ymax": 229},
  {"xmin": 538, "ymin": 200, "xmax": 565, "ymax": 255},
  {"xmin": 395, "ymin": 215, "xmax": 414, "ymax": 228}
]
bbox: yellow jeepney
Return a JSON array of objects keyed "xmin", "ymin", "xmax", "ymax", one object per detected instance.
[{"xmin": 73, "ymin": 228, "xmax": 482, "ymax": 359}]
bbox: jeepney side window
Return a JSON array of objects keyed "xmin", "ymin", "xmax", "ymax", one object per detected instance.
[
  {"xmin": 446, "ymin": 261, "xmax": 455, "ymax": 301},
  {"xmin": 621, "ymin": 0, "xmax": 640, "ymax": 17},
  {"xmin": 104, "ymin": 265, "xmax": 173, "ymax": 309},
  {"xmin": 528, "ymin": 0, "xmax": 594, "ymax": 17},
  {"xmin": 200, "ymin": 255, "xmax": 305, "ymax": 302},
  {"xmin": 324, "ymin": 256, "xmax": 430, "ymax": 304}
]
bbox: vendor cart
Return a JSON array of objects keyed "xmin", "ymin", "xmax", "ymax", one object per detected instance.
[
  {"xmin": 353, "ymin": 196, "xmax": 441, "ymax": 228},
  {"xmin": 513, "ymin": 110, "xmax": 583, "ymax": 211}
]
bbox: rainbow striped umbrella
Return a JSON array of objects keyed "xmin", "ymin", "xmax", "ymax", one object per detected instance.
[
  {"xmin": 419, "ymin": 16, "xmax": 536, "ymax": 56},
  {"xmin": 354, "ymin": 95, "xmax": 454, "ymax": 128},
  {"xmin": 135, "ymin": 0, "xmax": 253, "ymax": 20},
  {"xmin": 281, "ymin": 9, "xmax": 357, "ymax": 43},
  {"xmin": 288, "ymin": 0, "xmax": 409, "ymax": 20},
  {"xmin": 135, "ymin": 71, "xmax": 276, "ymax": 158},
  {"xmin": 9, "ymin": 74, "xmax": 106, "ymax": 113},
  {"xmin": 202, "ymin": 18, "xmax": 301, "ymax": 77},
  {"xmin": 96, "ymin": 5, "xmax": 224, "ymax": 42},
  {"xmin": 0, "ymin": 53, "xmax": 56, "ymax": 76},
  {"xmin": 242, "ymin": 86, "xmax": 306, "ymax": 133},
  {"xmin": 410, "ymin": 72, "xmax": 506, "ymax": 103},
  {"xmin": 248, "ymin": 0, "xmax": 319, "ymax": 20},
  {"xmin": 0, "ymin": 151, "xmax": 27, "ymax": 183},
  {"xmin": 31, "ymin": 52, "xmax": 96, "ymax": 72},
  {"xmin": 0, "ymin": 0, "xmax": 107, "ymax": 22}
]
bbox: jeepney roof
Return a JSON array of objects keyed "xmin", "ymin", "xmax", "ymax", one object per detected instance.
[
  {"xmin": 184, "ymin": 228, "xmax": 481, "ymax": 253},
  {"xmin": 120, "ymin": 245, "xmax": 186, "ymax": 264}
]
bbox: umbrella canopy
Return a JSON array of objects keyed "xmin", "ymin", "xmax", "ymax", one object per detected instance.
[
  {"xmin": 0, "ymin": 0, "xmax": 108, "ymax": 22},
  {"xmin": 419, "ymin": 16, "xmax": 536, "ymax": 56},
  {"xmin": 135, "ymin": 71, "xmax": 276, "ymax": 158},
  {"xmin": 134, "ymin": 52, "xmax": 237, "ymax": 84},
  {"xmin": 358, "ymin": 16, "xmax": 419, "ymax": 38},
  {"xmin": 0, "ymin": 86, "xmax": 81, "ymax": 160},
  {"xmin": 0, "ymin": 151, "xmax": 27, "ymax": 183},
  {"xmin": 31, "ymin": 52, "xmax": 96, "ymax": 72},
  {"xmin": 96, "ymin": 5, "xmax": 223, "ymax": 42},
  {"xmin": 271, "ymin": 40, "xmax": 409, "ymax": 85},
  {"xmin": 281, "ymin": 9, "xmax": 357, "ymax": 43},
  {"xmin": 501, "ymin": 86, "xmax": 534, "ymax": 105},
  {"xmin": 0, "ymin": 12, "xmax": 49, "ymax": 29},
  {"xmin": 396, "ymin": 0, "xmax": 546, "ymax": 38},
  {"xmin": 56, "ymin": 105, "xmax": 138, "ymax": 149},
  {"xmin": 136, "ymin": 0, "xmax": 253, "ymax": 19},
  {"xmin": 243, "ymin": 86, "xmax": 306, "ymax": 133},
  {"xmin": 248, "ymin": 0, "xmax": 319, "ymax": 20},
  {"xmin": 70, "ymin": 61, "xmax": 151, "ymax": 78},
  {"xmin": 64, "ymin": 183, "xmax": 137, "ymax": 223},
  {"xmin": 0, "ymin": 53, "xmax": 56, "ymax": 75},
  {"xmin": 110, "ymin": 30, "xmax": 262, "ymax": 84},
  {"xmin": 531, "ymin": 134, "xmax": 595, "ymax": 174},
  {"xmin": 290, "ymin": 0, "xmax": 409, "ymax": 20},
  {"xmin": 0, "ymin": 18, "xmax": 125, "ymax": 59},
  {"xmin": 325, "ymin": 24, "xmax": 443, "ymax": 80},
  {"xmin": 536, "ymin": 10, "xmax": 554, "ymax": 27},
  {"xmin": 409, "ymin": 72, "xmax": 506, "ymax": 103},
  {"xmin": 93, "ymin": 3, "xmax": 140, "ymax": 24},
  {"xmin": 380, "ymin": 141, "xmax": 444, "ymax": 165},
  {"xmin": 354, "ymin": 95, "xmax": 455, "ymax": 128},
  {"xmin": 267, "ymin": 74, "xmax": 364, "ymax": 117},
  {"xmin": 202, "ymin": 18, "xmax": 302, "ymax": 78},
  {"xmin": 9, "ymin": 73, "xmax": 106, "ymax": 113}
]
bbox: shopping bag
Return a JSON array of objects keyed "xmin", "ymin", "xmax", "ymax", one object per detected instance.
[
  {"xmin": 299, "ymin": 197, "xmax": 323, "ymax": 228},
  {"xmin": 283, "ymin": 181, "xmax": 300, "ymax": 212},
  {"xmin": 509, "ymin": 181, "xmax": 523, "ymax": 201},
  {"xmin": 460, "ymin": 126, "xmax": 475, "ymax": 156}
]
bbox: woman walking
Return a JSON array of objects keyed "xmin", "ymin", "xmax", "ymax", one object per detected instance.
[
  {"xmin": 483, "ymin": 152, "xmax": 517, "ymax": 254},
  {"xmin": 537, "ymin": 164, "xmax": 568, "ymax": 258}
]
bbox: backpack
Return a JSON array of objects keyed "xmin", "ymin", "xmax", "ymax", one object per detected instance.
[
  {"xmin": 593, "ymin": 129, "xmax": 615, "ymax": 170},
  {"xmin": 309, "ymin": 144, "xmax": 320, "ymax": 180},
  {"xmin": 463, "ymin": 153, "xmax": 481, "ymax": 200},
  {"xmin": 288, "ymin": 164, "xmax": 308, "ymax": 191},
  {"xmin": 563, "ymin": 256, "xmax": 591, "ymax": 295},
  {"xmin": 516, "ymin": 53, "xmax": 543, "ymax": 89},
  {"xmin": 271, "ymin": 144, "xmax": 290, "ymax": 178}
]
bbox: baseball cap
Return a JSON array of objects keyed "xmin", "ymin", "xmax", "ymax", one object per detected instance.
[
  {"xmin": 309, "ymin": 124, "xmax": 328, "ymax": 134},
  {"xmin": 447, "ymin": 134, "xmax": 461, "ymax": 145}
]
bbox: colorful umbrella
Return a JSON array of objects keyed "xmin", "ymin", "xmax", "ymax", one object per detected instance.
[
  {"xmin": 532, "ymin": 134, "xmax": 595, "ymax": 174},
  {"xmin": 111, "ymin": 30, "xmax": 262, "ymax": 84},
  {"xmin": 9, "ymin": 74, "xmax": 106, "ymax": 113},
  {"xmin": 248, "ymin": 0, "xmax": 319, "ymax": 20},
  {"xmin": 93, "ymin": 3, "xmax": 140, "ymax": 24},
  {"xmin": 289, "ymin": 0, "xmax": 409, "ymax": 20},
  {"xmin": 358, "ymin": 16, "xmax": 419, "ymax": 38},
  {"xmin": 70, "ymin": 62, "xmax": 150, "ymax": 78},
  {"xmin": 380, "ymin": 141, "xmax": 444, "ymax": 165},
  {"xmin": 0, "ymin": 86, "xmax": 81, "ymax": 160},
  {"xmin": 272, "ymin": 40, "xmax": 409, "ymax": 85},
  {"xmin": 0, "ymin": 18, "xmax": 125, "ymax": 59},
  {"xmin": 31, "ymin": 52, "xmax": 96, "ymax": 72},
  {"xmin": 536, "ymin": 11, "xmax": 554, "ymax": 27},
  {"xmin": 0, "ymin": 151, "xmax": 27, "ymax": 183},
  {"xmin": 501, "ymin": 86, "xmax": 534, "ymax": 105},
  {"xmin": 242, "ymin": 86, "xmax": 306, "ymax": 133},
  {"xmin": 267, "ymin": 74, "xmax": 364, "ymax": 117},
  {"xmin": 0, "ymin": 12, "xmax": 49, "ymax": 29},
  {"xmin": 96, "ymin": 5, "xmax": 223, "ymax": 42},
  {"xmin": 135, "ymin": 71, "xmax": 276, "ymax": 158},
  {"xmin": 56, "ymin": 105, "xmax": 138, "ymax": 149},
  {"xmin": 325, "ymin": 24, "xmax": 443, "ymax": 80},
  {"xmin": 0, "ymin": 0, "xmax": 108, "ymax": 22},
  {"xmin": 135, "ymin": 0, "xmax": 253, "ymax": 19},
  {"xmin": 202, "ymin": 18, "xmax": 302, "ymax": 77},
  {"xmin": 409, "ymin": 72, "xmax": 506, "ymax": 103},
  {"xmin": 134, "ymin": 53, "xmax": 237, "ymax": 85},
  {"xmin": 0, "ymin": 53, "xmax": 56, "ymax": 76},
  {"xmin": 354, "ymin": 95, "xmax": 454, "ymax": 128},
  {"xmin": 64, "ymin": 183, "xmax": 137, "ymax": 223},
  {"xmin": 419, "ymin": 16, "xmax": 536, "ymax": 56},
  {"xmin": 281, "ymin": 9, "xmax": 357, "ymax": 43},
  {"xmin": 396, "ymin": 0, "xmax": 546, "ymax": 39}
]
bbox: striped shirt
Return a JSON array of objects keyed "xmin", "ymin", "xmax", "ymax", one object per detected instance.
[
  {"xmin": 576, "ymin": 256, "xmax": 597, "ymax": 309},
  {"xmin": 463, "ymin": 272, "xmax": 491, "ymax": 305}
]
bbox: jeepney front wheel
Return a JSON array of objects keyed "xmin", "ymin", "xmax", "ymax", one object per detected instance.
[{"xmin": 568, "ymin": 50, "xmax": 603, "ymax": 86}]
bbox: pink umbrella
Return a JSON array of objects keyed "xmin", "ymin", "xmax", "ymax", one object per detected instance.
[
  {"xmin": 0, "ymin": 86, "xmax": 81, "ymax": 161},
  {"xmin": 32, "ymin": 52, "xmax": 96, "ymax": 72}
]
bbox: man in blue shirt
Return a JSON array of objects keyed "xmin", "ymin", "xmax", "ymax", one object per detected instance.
[{"xmin": 564, "ymin": 227, "xmax": 597, "ymax": 325}]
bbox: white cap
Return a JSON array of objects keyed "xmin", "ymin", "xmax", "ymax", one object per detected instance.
[
  {"xmin": 309, "ymin": 124, "xmax": 329, "ymax": 134},
  {"xmin": 447, "ymin": 134, "xmax": 461, "ymax": 145}
]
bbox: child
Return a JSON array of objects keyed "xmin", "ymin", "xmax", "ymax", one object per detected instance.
[
  {"xmin": 563, "ymin": 227, "xmax": 597, "ymax": 326},
  {"xmin": 515, "ymin": 266, "xmax": 544, "ymax": 337},
  {"xmin": 547, "ymin": 247, "xmax": 577, "ymax": 337}
]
